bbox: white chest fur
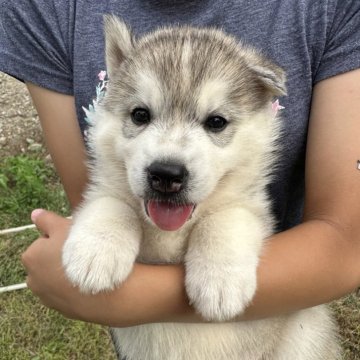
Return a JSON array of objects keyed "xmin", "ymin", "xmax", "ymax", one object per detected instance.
[{"xmin": 137, "ymin": 220, "xmax": 191, "ymax": 264}]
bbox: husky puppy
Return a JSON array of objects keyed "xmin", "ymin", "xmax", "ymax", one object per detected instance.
[{"xmin": 62, "ymin": 16, "xmax": 340, "ymax": 360}]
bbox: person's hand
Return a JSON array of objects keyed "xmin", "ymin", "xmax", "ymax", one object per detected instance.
[
  {"xmin": 21, "ymin": 210, "xmax": 87, "ymax": 319},
  {"xmin": 21, "ymin": 209, "xmax": 192, "ymax": 326}
]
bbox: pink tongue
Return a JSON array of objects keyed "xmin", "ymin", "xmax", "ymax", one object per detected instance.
[{"xmin": 147, "ymin": 200, "xmax": 194, "ymax": 231}]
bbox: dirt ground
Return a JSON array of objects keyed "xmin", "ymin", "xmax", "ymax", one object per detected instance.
[{"xmin": 0, "ymin": 72, "xmax": 44, "ymax": 159}]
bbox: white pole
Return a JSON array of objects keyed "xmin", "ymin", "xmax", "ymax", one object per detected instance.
[
  {"xmin": 0, "ymin": 217, "xmax": 72, "ymax": 236},
  {"xmin": 0, "ymin": 223, "xmax": 36, "ymax": 235},
  {"xmin": 0, "ymin": 282, "xmax": 28, "ymax": 293}
]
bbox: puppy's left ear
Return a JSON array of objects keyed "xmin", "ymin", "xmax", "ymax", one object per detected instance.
[
  {"xmin": 245, "ymin": 52, "xmax": 287, "ymax": 97},
  {"xmin": 103, "ymin": 15, "xmax": 135, "ymax": 79}
]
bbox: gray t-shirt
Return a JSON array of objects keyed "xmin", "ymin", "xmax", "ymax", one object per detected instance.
[{"xmin": 1, "ymin": 0, "xmax": 360, "ymax": 231}]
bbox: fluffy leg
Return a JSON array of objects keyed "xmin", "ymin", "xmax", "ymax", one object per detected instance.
[
  {"xmin": 63, "ymin": 196, "xmax": 141, "ymax": 293},
  {"xmin": 185, "ymin": 207, "xmax": 268, "ymax": 321}
]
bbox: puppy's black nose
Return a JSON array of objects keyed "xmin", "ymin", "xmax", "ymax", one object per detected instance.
[{"xmin": 147, "ymin": 161, "xmax": 188, "ymax": 193}]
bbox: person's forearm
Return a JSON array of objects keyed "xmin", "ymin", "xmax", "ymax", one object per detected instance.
[
  {"xmin": 85, "ymin": 219, "xmax": 359, "ymax": 327},
  {"xmin": 243, "ymin": 219, "xmax": 359, "ymax": 320},
  {"xmin": 76, "ymin": 263, "xmax": 198, "ymax": 327}
]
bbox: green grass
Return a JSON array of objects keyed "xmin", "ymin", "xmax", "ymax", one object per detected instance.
[
  {"xmin": 331, "ymin": 294, "xmax": 360, "ymax": 360},
  {"xmin": 0, "ymin": 155, "xmax": 68, "ymax": 227},
  {"xmin": 0, "ymin": 154, "xmax": 116, "ymax": 359}
]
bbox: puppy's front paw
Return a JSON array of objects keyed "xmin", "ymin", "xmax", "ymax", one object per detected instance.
[
  {"xmin": 185, "ymin": 257, "xmax": 258, "ymax": 321},
  {"xmin": 62, "ymin": 224, "xmax": 139, "ymax": 294}
]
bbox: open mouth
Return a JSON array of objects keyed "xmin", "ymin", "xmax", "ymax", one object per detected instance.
[{"xmin": 145, "ymin": 199, "xmax": 196, "ymax": 231}]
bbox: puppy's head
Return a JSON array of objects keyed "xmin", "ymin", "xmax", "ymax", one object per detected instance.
[{"xmin": 96, "ymin": 15, "xmax": 286, "ymax": 231}]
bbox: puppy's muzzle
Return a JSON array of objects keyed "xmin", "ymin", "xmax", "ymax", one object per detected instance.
[{"xmin": 147, "ymin": 161, "xmax": 188, "ymax": 194}]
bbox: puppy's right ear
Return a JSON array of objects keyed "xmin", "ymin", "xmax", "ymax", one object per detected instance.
[{"xmin": 104, "ymin": 15, "xmax": 134, "ymax": 79}]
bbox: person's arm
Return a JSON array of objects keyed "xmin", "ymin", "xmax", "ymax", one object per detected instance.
[
  {"xmin": 26, "ymin": 83, "xmax": 88, "ymax": 209},
  {"xmin": 245, "ymin": 68, "xmax": 360, "ymax": 319},
  {"xmin": 22, "ymin": 69, "xmax": 360, "ymax": 327}
]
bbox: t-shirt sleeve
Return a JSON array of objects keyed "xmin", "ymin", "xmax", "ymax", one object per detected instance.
[
  {"xmin": 314, "ymin": 0, "xmax": 360, "ymax": 83},
  {"xmin": 0, "ymin": 0, "xmax": 74, "ymax": 94}
]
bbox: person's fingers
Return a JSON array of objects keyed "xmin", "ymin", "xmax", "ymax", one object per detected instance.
[
  {"xmin": 30, "ymin": 209, "xmax": 69, "ymax": 236},
  {"xmin": 21, "ymin": 236, "xmax": 46, "ymax": 270}
]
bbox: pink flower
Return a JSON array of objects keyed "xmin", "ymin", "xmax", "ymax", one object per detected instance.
[
  {"xmin": 271, "ymin": 99, "xmax": 285, "ymax": 116},
  {"xmin": 98, "ymin": 70, "xmax": 107, "ymax": 81}
]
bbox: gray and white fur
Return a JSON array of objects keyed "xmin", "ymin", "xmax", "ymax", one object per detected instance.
[{"xmin": 62, "ymin": 16, "xmax": 340, "ymax": 360}]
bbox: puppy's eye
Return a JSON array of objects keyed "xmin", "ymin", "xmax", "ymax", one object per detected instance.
[
  {"xmin": 131, "ymin": 108, "xmax": 151, "ymax": 126},
  {"xmin": 204, "ymin": 116, "xmax": 228, "ymax": 133}
]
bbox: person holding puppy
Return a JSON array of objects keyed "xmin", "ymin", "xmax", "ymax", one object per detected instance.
[{"xmin": 1, "ymin": 0, "xmax": 360, "ymax": 356}]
